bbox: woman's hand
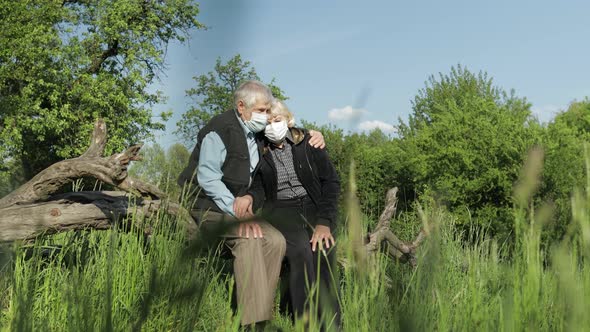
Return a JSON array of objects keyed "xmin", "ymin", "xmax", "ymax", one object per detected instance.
[{"xmin": 310, "ymin": 225, "xmax": 335, "ymax": 252}]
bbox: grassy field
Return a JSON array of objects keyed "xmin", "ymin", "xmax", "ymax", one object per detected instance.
[{"xmin": 1, "ymin": 159, "xmax": 590, "ymax": 331}]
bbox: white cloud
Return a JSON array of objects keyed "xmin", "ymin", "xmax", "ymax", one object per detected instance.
[
  {"xmin": 358, "ymin": 120, "xmax": 397, "ymax": 133},
  {"xmin": 328, "ymin": 106, "xmax": 367, "ymax": 121},
  {"xmin": 530, "ymin": 104, "xmax": 563, "ymax": 123}
]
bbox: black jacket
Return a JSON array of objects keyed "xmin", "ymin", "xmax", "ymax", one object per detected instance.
[{"xmin": 248, "ymin": 128, "xmax": 340, "ymax": 228}]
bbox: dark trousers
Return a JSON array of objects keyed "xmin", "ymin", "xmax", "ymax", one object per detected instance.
[{"xmin": 263, "ymin": 197, "xmax": 341, "ymax": 328}]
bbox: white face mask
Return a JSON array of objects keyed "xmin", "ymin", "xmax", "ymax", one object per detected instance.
[
  {"xmin": 243, "ymin": 112, "xmax": 268, "ymax": 133},
  {"xmin": 265, "ymin": 120, "xmax": 289, "ymax": 144}
]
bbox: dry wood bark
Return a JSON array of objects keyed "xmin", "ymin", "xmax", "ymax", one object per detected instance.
[
  {"xmin": 364, "ymin": 187, "xmax": 427, "ymax": 267},
  {"xmin": 0, "ymin": 120, "xmax": 196, "ymax": 242}
]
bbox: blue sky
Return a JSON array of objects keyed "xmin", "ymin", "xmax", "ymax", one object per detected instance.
[{"xmin": 152, "ymin": 0, "xmax": 590, "ymax": 148}]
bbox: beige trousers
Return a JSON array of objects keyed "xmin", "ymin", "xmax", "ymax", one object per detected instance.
[{"xmin": 192, "ymin": 210, "xmax": 286, "ymax": 326}]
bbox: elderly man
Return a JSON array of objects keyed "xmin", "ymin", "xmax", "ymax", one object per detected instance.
[{"xmin": 178, "ymin": 80, "xmax": 325, "ymax": 328}]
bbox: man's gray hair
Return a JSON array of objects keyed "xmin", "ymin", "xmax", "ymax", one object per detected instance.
[{"xmin": 233, "ymin": 80, "xmax": 273, "ymax": 108}]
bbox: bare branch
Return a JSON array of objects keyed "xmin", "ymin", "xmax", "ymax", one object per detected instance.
[
  {"xmin": 87, "ymin": 39, "xmax": 119, "ymax": 74},
  {"xmin": 364, "ymin": 187, "xmax": 427, "ymax": 268},
  {"xmin": 375, "ymin": 187, "xmax": 398, "ymax": 230},
  {"xmin": 80, "ymin": 119, "xmax": 107, "ymax": 158}
]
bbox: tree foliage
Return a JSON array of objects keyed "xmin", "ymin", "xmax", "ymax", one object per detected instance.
[
  {"xmin": 128, "ymin": 142, "xmax": 190, "ymax": 199},
  {"xmin": 175, "ymin": 54, "xmax": 287, "ymax": 145},
  {"xmin": 539, "ymin": 99, "xmax": 590, "ymax": 241},
  {"xmin": 301, "ymin": 70, "xmax": 590, "ymax": 247},
  {"xmin": 300, "ymin": 121, "xmax": 409, "ymax": 220},
  {"xmin": 0, "ymin": 158, "xmax": 23, "ymax": 198},
  {"xmin": 553, "ymin": 98, "xmax": 590, "ymax": 135},
  {"xmin": 398, "ymin": 66, "xmax": 541, "ymax": 237},
  {"xmin": 0, "ymin": 0, "xmax": 202, "ymax": 180}
]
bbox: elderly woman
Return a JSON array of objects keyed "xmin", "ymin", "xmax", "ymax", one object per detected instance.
[{"xmin": 247, "ymin": 100, "xmax": 341, "ymax": 327}]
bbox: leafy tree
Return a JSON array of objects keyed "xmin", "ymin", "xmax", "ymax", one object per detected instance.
[
  {"xmin": 553, "ymin": 98, "xmax": 590, "ymax": 135},
  {"xmin": 300, "ymin": 121, "xmax": 347, "ymax": 174},
  {"xmin": 540, "ymin": 99, "xmax": 590, "ymax": 242},
  {"xmin": 348, "ymin": 135, "xmax": 405, "ymax": 219},
  {"xmin": 128, "ymin": 143, "xmax": 190, "ymax": 199},
  {"xmin": 129, "ymin": 144, "xmax": 167, "ymax": 186},
  {"xmin": 398, "ymin": 65, "xmax": 541, "ymax": 238},
  {"xmin": 299, "ymin": 121, "xmax": 409, "ymax": 221},
  {"xmin": 0, "ymin": 158, "xmax": 24, "ymax": 198},
  {"xmin": 0, "ymin": 0, "xmax": 202, "ymax": 180},
  {"xmin": 175, "ymin": 54, "xmax": 287, "ymax": 145}
]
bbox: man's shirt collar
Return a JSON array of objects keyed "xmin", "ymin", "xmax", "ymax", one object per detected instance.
[{"xmin": 234, "ymin": 109, "xmax": 252, "ymax": 137}]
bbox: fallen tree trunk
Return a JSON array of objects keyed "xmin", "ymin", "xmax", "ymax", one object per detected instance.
[
  {"xmin": 0, "ymin": 120, "xmax": 196, "ymax": 242},
  {"xmin": 0, "ymin": 191, "xmax": 194, "ymax": 242}
]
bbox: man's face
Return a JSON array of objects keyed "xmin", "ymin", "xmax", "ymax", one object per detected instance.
[{"xmin": 238, "ymin": 99, "xmax": 271, "ymax": 122}]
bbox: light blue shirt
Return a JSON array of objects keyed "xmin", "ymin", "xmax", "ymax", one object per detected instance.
[{"xmin": 196, "ymin": 112, "xmax": 260, "ymax": 216}]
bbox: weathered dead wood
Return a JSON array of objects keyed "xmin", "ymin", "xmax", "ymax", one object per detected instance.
[
  {"xmin": 0, "ymin": 191, "xmax": 196, "ymax": 242},
  {"xmin": 0, "ymin": 120, "xmax": 195, "ymax": 242},
  {"xmin": 0, "ymin": 122, "xmax": 164, "ymax": 208},
  {"xmin": 364, "ymin": 187, "xmax": 427, "ymax": 267}
]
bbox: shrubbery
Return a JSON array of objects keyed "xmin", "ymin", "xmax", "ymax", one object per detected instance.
[{"xmin": 305, "ymin": 68, "xmax": 589, "ymax": 245}]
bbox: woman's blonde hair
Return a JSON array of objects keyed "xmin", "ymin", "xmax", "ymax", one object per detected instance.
[{"xmin": 270, "ymin": 100, "xmax": 296, "ymax": 127}]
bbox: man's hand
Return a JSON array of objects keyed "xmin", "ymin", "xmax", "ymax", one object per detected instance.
[
  {"xmin": 308, "ymin": 130, "xmax": 326, "ymax": 149},
  {"xmin": 233, "ymin": 195, "xmax": 254, "ymax": 219},
  {"xmin": 310, "ymin": 225, "xmax": 335, "ymax": 252},
  {"xmin": 238, "ymin": 222, "xmax": 264, "ymax": 239}
]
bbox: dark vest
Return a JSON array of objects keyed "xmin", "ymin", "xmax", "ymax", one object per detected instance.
[{"xmin": 178, "ymin": 109, "xmax": 261, "ymax": 212}]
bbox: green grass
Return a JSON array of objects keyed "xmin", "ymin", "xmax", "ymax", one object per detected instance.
[
  {"xmin": 2, "ymin": 152, "xmax": 590, "ymax": 331},
  {"xmin": 0, "ymin": 213, "xmax": 236, "ymax": 331}
]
